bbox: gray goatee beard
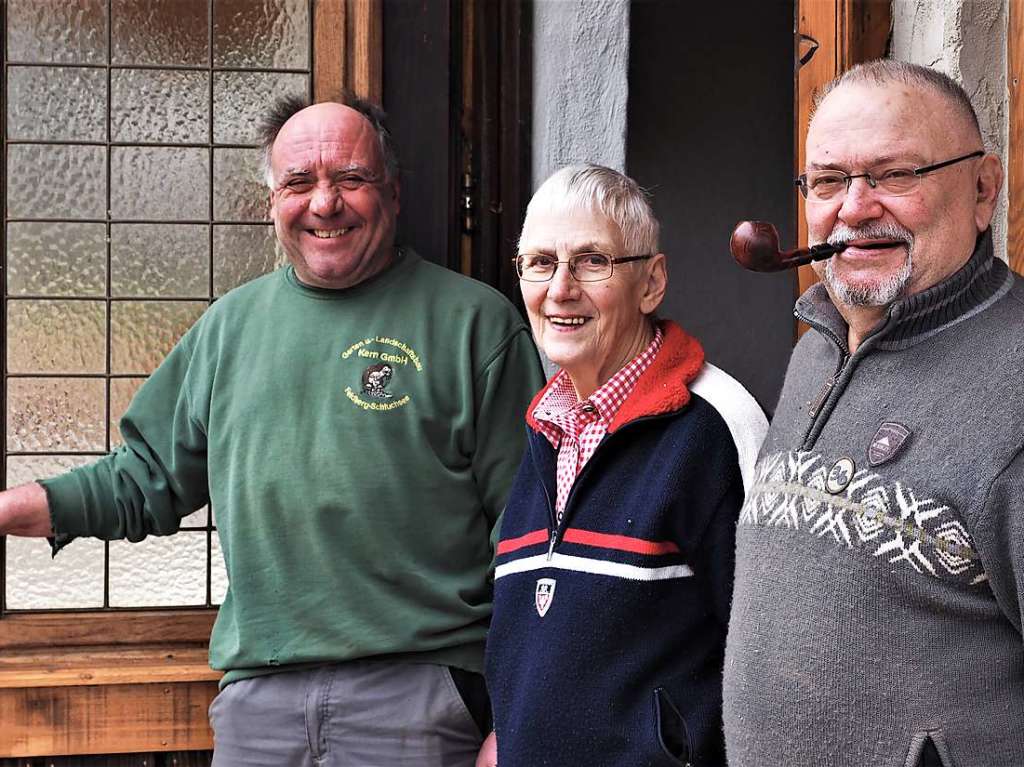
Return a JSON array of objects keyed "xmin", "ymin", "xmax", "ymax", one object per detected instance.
[{"xmin": 822, "ymin": 223, "xmax": 914, "ymax": 307}]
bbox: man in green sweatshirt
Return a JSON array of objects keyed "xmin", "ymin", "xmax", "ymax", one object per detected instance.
[{"xmin": 0, "ymin": 96, "xmax": 543, "ymax": 766}]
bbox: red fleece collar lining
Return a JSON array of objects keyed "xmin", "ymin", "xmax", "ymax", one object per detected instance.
[{"xmin": 525, "ymin": 320, "xmax": 705, "ymax": 434}]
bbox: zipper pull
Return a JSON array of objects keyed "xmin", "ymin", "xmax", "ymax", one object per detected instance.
[
  {"xmin": 808, "ymin": 377, "xmax": 834, "ymax": 419},
  {"xmin": 547, "ymin": 530, "xmax": 556, "ymax": 561}
]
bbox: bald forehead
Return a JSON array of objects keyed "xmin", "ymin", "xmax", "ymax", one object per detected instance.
[
  {"xmin": 271, "ymin": 103, "xmax": 384, "ymax": 175},
  {"xmin": 811, "ymin": 81, "xmax": 980, "ymax": 149}
]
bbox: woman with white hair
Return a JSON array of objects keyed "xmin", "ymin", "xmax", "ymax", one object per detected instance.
[{"xmin": 479, "ymin": 165, "xmax": 766, "ymax": 767}]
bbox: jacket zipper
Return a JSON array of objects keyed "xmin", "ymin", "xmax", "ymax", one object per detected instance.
[
  {"xmin": 794, "ymin": 302, "xmax": 901, "ymax": 449},
  {"xmin": 794, "ymin": 307, "xmax": 850, "ymax": 450},
  {"xmin": 540, "ymin": 411, "xmax": 677, "ymax": 560}
]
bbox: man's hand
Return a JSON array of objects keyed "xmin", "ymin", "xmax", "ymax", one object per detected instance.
[
  {"xmin": 475, "ymin": 730, "xmax": 497, "ymax": 767},
  {"xmin": 0, "ymin": 483, "xmax": 53, "ymax": 537}
]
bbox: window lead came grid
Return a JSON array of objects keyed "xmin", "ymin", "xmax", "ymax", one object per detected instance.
[{"xmin": 2, "ymin": 0, "xmax": 313, "ymax": 614}]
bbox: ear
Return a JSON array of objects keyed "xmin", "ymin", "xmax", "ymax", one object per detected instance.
[
  {"xmin": 389, "ymin": 177, "xmax": 402, "ymax": 214},
  {"xmin": 639, "ymin": 253, "xmax": 667, "ymax": 315},
  {"xmin": 973, "ymin": 153, "xmax": 1004, "ymax": 232}
]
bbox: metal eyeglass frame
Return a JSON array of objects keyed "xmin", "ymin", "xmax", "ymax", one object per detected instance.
[
  {"xmin": 795, "ymin": 150, "xmax": 985, "ymax": 201},
  {"xmin": 514, "ymin": 253, "xmax": 653, "ymax": 282}
]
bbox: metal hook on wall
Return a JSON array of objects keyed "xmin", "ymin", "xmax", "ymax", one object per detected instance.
[{"xmin": 798, "ymin": 34, "xmax": 820, "ymax": 67}]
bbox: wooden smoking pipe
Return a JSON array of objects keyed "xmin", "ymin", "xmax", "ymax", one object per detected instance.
[{"xmin": 729, "ymin": 221, "xmax": 846, "ymax": 272}]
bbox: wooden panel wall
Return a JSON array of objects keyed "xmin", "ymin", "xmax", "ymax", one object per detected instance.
[
  {"xmin": 794, "ymin": 0, "xmax": 890, "ymax": 329},
  {"xmin": 1009, "ymin": 1, "xmax": 1023, "ymax": 275},
  {"xmin": 314, "ymin": 0, "xmax": 383, "ymax": 103}
]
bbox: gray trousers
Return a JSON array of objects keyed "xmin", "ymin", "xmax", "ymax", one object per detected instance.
[{"xmin": 209, "ymin": 661, "xmax": 484, "ymax": 767}]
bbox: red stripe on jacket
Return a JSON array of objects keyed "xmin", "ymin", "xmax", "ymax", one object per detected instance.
[{"xmin": 497, "ymin": 527, "xmax": 679, "ymax": 556}]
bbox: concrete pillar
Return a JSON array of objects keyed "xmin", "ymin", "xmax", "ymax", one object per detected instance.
[{"xmin": 531, "ymin": 0, "xmax": 630, "ymax": 189}]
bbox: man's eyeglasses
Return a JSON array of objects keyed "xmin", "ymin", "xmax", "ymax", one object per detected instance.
[
  {"xmin": 796, "ymin": 150, "xmax": 984, "ymax": 203},
  {"xmin": 514, "ymin": 252, "xmax": 652, "ymax": 282}
]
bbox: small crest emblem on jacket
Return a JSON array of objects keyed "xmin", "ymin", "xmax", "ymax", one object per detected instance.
[
  {"xmin": 535, "ymin": 578, "xmax": 556, "ymax": 617},
  {"xmin": 868, "ymin": 421, "xmax": 911, "ymax": 467},
  {"xmin": 825, "ymin": 457, "xmax": 855, "ymax": 494}
]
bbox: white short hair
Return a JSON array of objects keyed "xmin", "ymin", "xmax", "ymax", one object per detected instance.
[{"xmin": 525, "ymin": 165, "xmax": 660, "ymax": 256}]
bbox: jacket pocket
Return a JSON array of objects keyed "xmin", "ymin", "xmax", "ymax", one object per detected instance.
[
  {"xmin": 654, "ymin": 687, "xmax": 692, "ymax": 766},
  {"xmin": 905, "ymin": 730, "xmax": 956, "ymax": 767}
]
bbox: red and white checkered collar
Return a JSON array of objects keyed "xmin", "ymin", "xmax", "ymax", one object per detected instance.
[
  {"xmin": 525, "ymin": 320, "xmax": 706, "ymax": 437},
  {"xmin": 532, "ymin": 326, "xmax": 664, "ymax": 448}
]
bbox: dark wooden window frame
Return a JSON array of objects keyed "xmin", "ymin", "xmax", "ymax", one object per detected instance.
[{"xmin": 0, "ymin": 0, "xmax": 364, "ymax": 757}]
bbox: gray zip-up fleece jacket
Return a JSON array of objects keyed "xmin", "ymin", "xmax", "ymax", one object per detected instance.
[{"xmin": 723, "ymin": 232, "xmax": 1024, "ymax": 767}]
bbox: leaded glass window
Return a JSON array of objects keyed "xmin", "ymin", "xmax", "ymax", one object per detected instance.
[{"xmin": 3, "ymin": 0, "xmax": 312, "ymax": 612}]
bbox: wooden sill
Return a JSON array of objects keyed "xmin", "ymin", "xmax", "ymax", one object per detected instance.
[
  {"xmin": 0, "ymin": 612, "xmax": 221, "ymax": 757},
  {"xmin": 0, "ymin": 644, "xmax": 221, "ymax": 689}
]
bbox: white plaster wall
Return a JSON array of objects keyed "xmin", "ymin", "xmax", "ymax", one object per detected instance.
[
  {"xmin": 891, "ymin": 0, "xmax": 1008, "ymax": 258},
  {"xmin": 532, "ymin": 0, "xmax": 630, "ymax": 188}
]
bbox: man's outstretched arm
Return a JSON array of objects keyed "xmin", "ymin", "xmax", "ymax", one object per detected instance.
[{"xmin": 0, "ymin": 482, "xmax": 52, "ymax": 537}]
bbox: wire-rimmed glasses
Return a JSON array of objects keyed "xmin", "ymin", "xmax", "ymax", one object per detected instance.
[
  {"xmin": 796, "ymin": 150, "xmax": 984, "ymax": 203},
  {"xmin": 514, "ymin": 252, "xmax": 652, "ymax": 282}
]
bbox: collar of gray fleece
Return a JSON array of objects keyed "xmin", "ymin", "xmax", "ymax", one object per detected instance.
[{"xmin": 795, "ymin": 229, "xmax": 1014, "ymax": 352}]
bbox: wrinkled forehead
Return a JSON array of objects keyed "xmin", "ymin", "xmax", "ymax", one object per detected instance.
[
  {"xmin": 272, "ymin": 104, "xmax": 385, "ymax": 174},
  {"xmin": 519, "ymin": 203, "xmax": 623, "ymax": 253},
  {"xmin": 807, "ymin": 83, "xmax": 966, "ymax": 166}
]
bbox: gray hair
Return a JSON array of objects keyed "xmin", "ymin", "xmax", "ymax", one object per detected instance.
[
  {"xmin": 813, "ymin": 59, "xmax": 983, "ymax": 145},
  {"xmin": 525, "ymin": 165, "xmax": 660, "ymax": 256},
  {"xmin": 257, "ymin": 93, "xmax": 401, "ymax": 188}
]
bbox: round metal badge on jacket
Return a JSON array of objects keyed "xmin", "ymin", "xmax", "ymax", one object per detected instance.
[{"xmin": 825, "ymin": 457, "xmax": 855, "ymax": 494}]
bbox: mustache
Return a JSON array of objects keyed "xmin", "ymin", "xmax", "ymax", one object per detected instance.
[{"xmin": 827, "ymin": 222, "xmax": 914, "ymax": 247}]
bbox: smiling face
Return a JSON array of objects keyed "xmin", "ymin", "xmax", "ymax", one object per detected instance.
[
  {"xmin": 518, "ymin": 206, "xmax": 666, "ymax": 398},
  {"xmin": 805, "ymin": 81, "xmax": 999, "ymax": 314},
  {"xmin": 269, "ymin": 103, "xmax": 400, "ymax": 290}
]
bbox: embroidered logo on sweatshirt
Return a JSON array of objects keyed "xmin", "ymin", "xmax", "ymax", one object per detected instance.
[
  {"xmin": 340, "ymin": 335, "xmax": 424, "ymax": 412},
  {"xmin": 535, "ymin": 578, "xmax": 556, "ymax": 617},
  {"xmin": 868, "ymin": 421, "xmax": 911, "ymax": 467},
  {"xmin": 361, "ymin": 363, "xmax": 394, "ymax": 398}
]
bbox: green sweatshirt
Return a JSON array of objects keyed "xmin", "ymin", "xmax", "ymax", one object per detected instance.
[{"xmin": 43, "ymin": 250, "xmax": 544, "ymax": 685}]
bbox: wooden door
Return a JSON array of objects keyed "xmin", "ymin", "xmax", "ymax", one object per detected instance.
[{"xmin": 794, "ymin": 0, "xmax": 891, "ymax": 329}]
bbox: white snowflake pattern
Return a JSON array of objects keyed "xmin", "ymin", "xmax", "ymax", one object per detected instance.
[{"xmin": 741, "ymin": 450, "xmax": 985, "ymax": 584}]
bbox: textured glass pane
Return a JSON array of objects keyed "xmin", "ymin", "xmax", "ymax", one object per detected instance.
[
  {"xmin": 109, "ymin": 533, "xmax": 207, "ymax": 607},
  {"xmin": 7, "ymin": 145, "xmax": 106, "ymax": 219},
  {"xmin": 213, "ymin": 71, "xmax": 308, "ymax": 144},
  {"xmin": 180, "ymin": 506, "xmax": 209, "ymax": 529},
  {"xmin": 109, "ymin": 376, "xmax": 145, "ymax": 447},
  {"xmin": 7, "ymin": 223, "xmax": 107, "ymax": 297},
  {"xmin": 6, "ymin": 454, "xmax": 95, "ymax": 488},
  {"xmin": 111, "ymin": 301, "xmax": 207, "ymax": 374},
  {"xmin": 7, "ymin": 377, "xmax": 106, "ymax": 452},
  {"xmin": 107, "ymin": 376, "xmax": 207, "ymax": 533},
  {"xmin": 214, "ymin": 149, "xmax": 268, "ymax": 222},
  {"xmin": 6, "ymin": 0, "xmax": 108, "ymax": 64},
  {"xmin": 7, "ymin": 300, "xmax": 106, "ymax": 374},
  {"xmin": 213, "ymin": 0, "xmax": 309, "ymax": 68},
  {"xmin": 211, "ymin": 533, "xmax": 227, "ymax": 605},
  {"xmin": 6, "ymin": 536, "xmax": 105, "ymax": 609},
  {"xmin": 111, "ymin": 224, "xmax": 209, "ymax": 297},
  {"xmin": 111, "ymin": 0, "xmax": 209, "ymax": 66},
  {"xmin": 111, "ymin": 69, "xmax": 209, "ymax": 144},
  {"xmin": 7, "ymin": 66, "xmax": 106, "ymax": 141},
  {"xmin": 5, "ymin": 456, "xmax": 104, "ymax": 609},
  {"xmin": 111, "ymin": 147, "xmax": 209, "ymax": 220},
  {"xmin": 213, "ymin": 225, "xmax": 279, "ymax": 295}
]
